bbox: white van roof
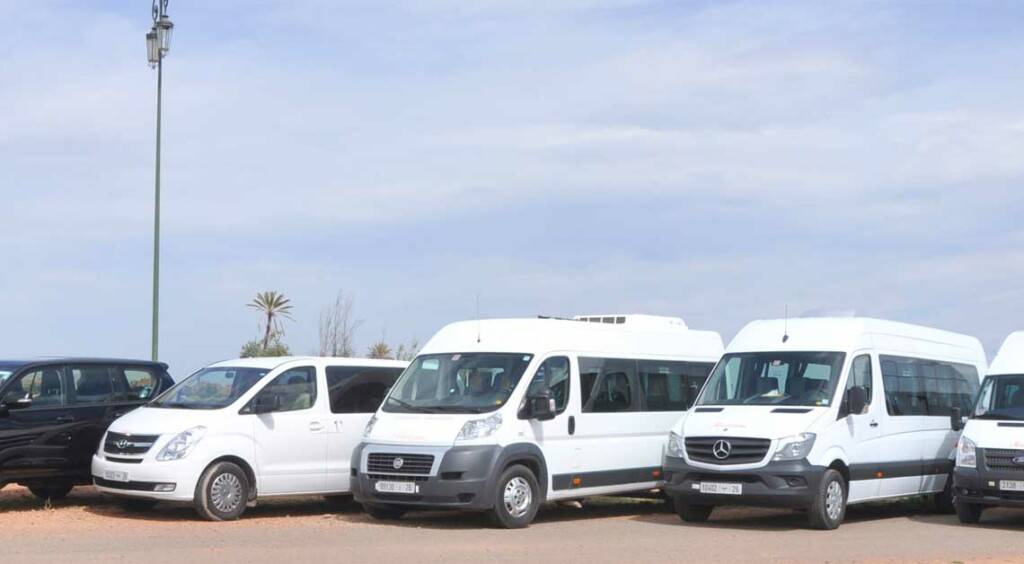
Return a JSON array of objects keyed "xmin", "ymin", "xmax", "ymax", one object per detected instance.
[
  {"xmin": 419, "ymin": 315, "xmax": 723, "ymax": 361},
  {"xmin": 989, "ymin": 332, "xmax": 1024, "ymax": 376},
  {"xmin": 208, "ymin": 357, "xmax": 409, "ymax": 370},
  {"xmin": 728, "ymin": 317, "xmax": 986, "ymax": 365}
]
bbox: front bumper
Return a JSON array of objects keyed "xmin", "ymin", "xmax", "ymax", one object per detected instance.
[
  {"xmin": 91, "ymin": 454, "xmax": 200, "ymax": 502},
  {"xmin": 953, "ymin": 466, "xmax": 1024, "ymax": 508},
  {"xmin": 663, "ymin": 455, "xmax": 825, "ymax": 508},
  {"xmin": 351, "ymin": 443, "xmax": 501, "ymax": 511}
]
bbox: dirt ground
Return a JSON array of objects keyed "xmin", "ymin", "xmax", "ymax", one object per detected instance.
[{"xmin": 3, "ymin": 485, "xmax": 1024, "ymax": 563}]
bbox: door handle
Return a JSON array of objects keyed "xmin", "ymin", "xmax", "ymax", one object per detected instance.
[
  {"xmin": 56, "ymin": 416, "xmax": 75, "ymax": 424},
  {"xmin": 309, "ymin": 421, "xmax": 325, "ymax": 432},
  {"xmin": 568, "ymin": 416, "xmax": 576, "ymax": 436},
  {"xmin": 869, "ymin": 421, "xmax": 879, "ymax": 428}
]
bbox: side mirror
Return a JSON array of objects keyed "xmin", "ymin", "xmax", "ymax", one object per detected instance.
[
  {"xmin": 525, "ymin": 392, "xmax": 556, "ymax": 421},
  {"xmin": 951, "ymin": 406, "xmax": 963, "ymax": 432},
  {"xmin": 250, "ymin": 393, "xmax": 281, "ymax": 415},
  {"xmin": 1, "ymin": 391, "xmax": 32, "ymax": 411},
  {"xmin": 846, "ymin": 386, "xmax": 867, "ymax": 417}
]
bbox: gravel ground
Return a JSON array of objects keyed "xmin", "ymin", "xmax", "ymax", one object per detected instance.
[{"xmin": 3, "ymin": 485, "xmax": 1024, "ymax": 563}]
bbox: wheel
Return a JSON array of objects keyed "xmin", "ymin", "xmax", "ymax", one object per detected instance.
[
  {"xmin": 28, "ymin": 482, "xmax": 74, "ymax": 501},
  {"xmin": 675, "ymin": 499, "xmax": 713, "ymax": 523},
  {"xmin": 808, "ymin": 469, "xmax": 846, "ymax": 530},
  {"xmin": 934, "ymin": 475, "xmax": 955, "ymax": 514},
  {"xmin": 193, "ymin": 461, "xmax": 250, "ymax": 521},
  {"xmin": 117, "ymin": 498, "xmax": 159, "ymax": 512},
  {"xmin": 363, "ymin": 503, "xmax": 406, "ymax": 520},
  {"xmin": 486, "ymin": 464, "xmax": 541, "ymax": 529},
  {"xmin": 955, "ymin": 498, "xmax": 984, "ymax": 524},
  {"xmin": 324, "ymin": 494, "xmax": 355, "ymax": 511}
]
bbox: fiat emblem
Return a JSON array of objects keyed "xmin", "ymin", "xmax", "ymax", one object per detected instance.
[{"xmin": 393, "ymin": 457, "xmax": 404, "ymax": 470}]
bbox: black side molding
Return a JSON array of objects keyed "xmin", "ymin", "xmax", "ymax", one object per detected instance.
[
  {"xmin": 694, "ymin": 407, "xmax": 723, "ymax": 413},
  {"xmin": 771, "ymin": 408, "xmax": 812, "ymax": 414},
  {"xmin": 998, "ymin": 422, "xmax": 1024, "ymax": 427}
]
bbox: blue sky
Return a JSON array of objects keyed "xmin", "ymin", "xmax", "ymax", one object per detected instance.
[{"xmin": 2, "ymin": 1, "xmax": 1023, "ymax": 376}]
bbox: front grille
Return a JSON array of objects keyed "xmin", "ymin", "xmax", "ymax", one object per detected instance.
[
  {"xmin": 367, "ymin": 453, "xmax": 434, "ymax": 475},
  {"xmin": 685, "ymin": 436, "xmax": 771, "ymax": 465},
  {"xmin": 367, "ymin": 474, "xmax": 428, "ymax": 483},
  {"xmin": 984, "ymin": 448, "xmax": 1024, "ymax": 473},
  {"xmin": 104, "ymin": 432, "xmax": 160, "ymax": 456}
]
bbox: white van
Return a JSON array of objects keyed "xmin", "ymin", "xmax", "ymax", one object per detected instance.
[
  {"xmin": 91, "ymin": 356, "xmax": 407, "ymax": 520},
  {"xmin": 953, "ymin": 331, "xmax": 1024, "ymax": 524},
  {"xmin": 663, "ymin": 317, "xmax": 986, "ymax": 530},
  {"xmin": 350, "ymin": 315, "xmax": 724, "ymax": 528}
]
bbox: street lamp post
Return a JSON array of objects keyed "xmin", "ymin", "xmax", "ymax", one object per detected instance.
[{"xmin": 147, "ymin": 0, "xmax": 173, "ymax": 361}]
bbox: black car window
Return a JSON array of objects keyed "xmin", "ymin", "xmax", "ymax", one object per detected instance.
[
  {"xmin": 326, "ymin": 366, "xmax": 402, "ymax": 414},
  {"xmin": 5, "ymin": 367, "xmax": 67, "ymax": 408},
  {"xmin": 117, "ymin": 367, "xmax": 160, "ymax": 401},
  {"xmin": 68, "ymin": 365, "xmax": 117, "ymax": 405}
]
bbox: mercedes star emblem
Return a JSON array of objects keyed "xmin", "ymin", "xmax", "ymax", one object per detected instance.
[{"xmin": 712, "ymin": 440, "xmax": 732, "ymax": 460}]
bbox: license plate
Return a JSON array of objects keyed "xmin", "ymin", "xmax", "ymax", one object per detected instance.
[
  {"xmin": 374, "ymin": 481, "xmax": 418, "ymax": 494},
  {"xmin": 103, "ymin": 470, "xmax": 130, "ymax": 483},
  {"xmin": 699, "ymin": 482, "xmax": 742, "ymax": 495},
  {"xmin": 1000, "ymin": 480, "xmax": 1024, "ymax": 492}
]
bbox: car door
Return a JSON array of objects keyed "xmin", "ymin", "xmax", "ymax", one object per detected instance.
[
  {"xmin": 522, "ymin": 355, "xmax": 579, "ymax": 499},
  {"xmin": 838, "ymin": 353, "xmax": 882, "ymax": 502},
  {"xmin": 324, "ymin": 365, "xmax": 403, "ymax": 492},
  {"xmin": 65, "ymin": 364, "xmax": 122, "ymax": 473},
  {"xmin": 0, "ymin": 365, "xmax": 76, "ymax": 476},
  {"xmin": 248, "ymin": 365, "xmax": 327, "ymax": 495}
]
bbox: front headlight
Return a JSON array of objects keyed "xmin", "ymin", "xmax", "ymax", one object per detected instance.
[
  {"xmin": 456, "ymin": 413, "xmax": 502, "ymax": 441},
  {"xmin": 666, "ymin": 431, "xmax": 685, "ymax": 458},
  {"xmin": 773, "ymin": 433, "xmax": 816, "ymax": 461},
  {"xmin": 363, "ymin": 414, "xmax": 378, "ymax": 438},
  {"xmin": 957, "ymin": 436, "xmax": 977, "ymax": 468},
  {"xmin": 156, "ymin": 426, "xmax": 207, "ymax": 461}
]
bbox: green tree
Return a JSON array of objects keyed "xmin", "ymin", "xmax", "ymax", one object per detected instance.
[
  {"xmin": 367, "ymin": 341, "xmax": 394, "ymax": 360},
  {"xmin": 247, "ymin": 291, "xmax": 293, "ymax": 350},
  {"xmin": 240, "ymin": 335, "xmax": 291, "ymax": 358}
]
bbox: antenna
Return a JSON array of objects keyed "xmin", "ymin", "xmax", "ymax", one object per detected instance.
[
  {"xmin": 476, "ymin": 294, "xmax": 481, "ymax": 343},
  {"xmin": 782, "ymin": 304, "xmax": 790, "ymax": 343}
]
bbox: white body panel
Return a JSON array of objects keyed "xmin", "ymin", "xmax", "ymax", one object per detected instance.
[
  {"xmin": 673, "ymin": 317, "xmax": 987, "ymax": 505},
  {"xmin": 92, "ymin": 356, "xmax": 407, "ymax": 502},
  {"xmin": 958, "ymin": 331, "xmax": 1024, "ymax": 472}
]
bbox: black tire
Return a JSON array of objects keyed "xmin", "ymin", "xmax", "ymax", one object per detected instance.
[
  {"xmin": 955, "ymin": 498, "xmax": 984, "ymax": 524},
  {"xmin": 486, "ymin": 464, "xmax": 541, "ymax": 529},
  {"xmin": 807, "ymin": 469, "xmax": 846, "ymax": 530},
  {"xmin": 934, "ymin": 476, "xmax": 955, "ymax": 514},
  {"xmin": 363, "ymin": 503, "xmax": 406, "ymax": 520},
  {"xmin": 193, "ymin": 461, "xmax": 250, "ymax": 521},
  {"xmin": 117, "ymin": 498, "xmax": 159, "ymax": 512},
  {"xmin": 324, "ymin": 494, "xmax": 356, "ymax": 511},
  {"xmin": 28, "ymin": 482, "xmax": 74, "ymax": 501},
  {"xmin": 675, "ymin": 500, "xmax": 713, "ymax": 523}
]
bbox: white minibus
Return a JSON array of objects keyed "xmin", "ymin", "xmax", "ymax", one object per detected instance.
[
  {"xmin": 664, "ymin": 317, "xmax": 986, "ymax": 529},
  {"xmin": 92, "ymin": 356, "xmax": 407, "ymax": 520},
  {"xmin": 351, "ymin": 315, "xmax": 724, "ymax": 528},
  {"xmin": 953, "ymin": 331, "xmax": 1024, "ymax": 524}
]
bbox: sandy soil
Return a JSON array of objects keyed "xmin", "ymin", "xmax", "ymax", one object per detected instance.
[{"xmin": 3, "ymin": 484, "xmax": 1024, "ymax": 563}]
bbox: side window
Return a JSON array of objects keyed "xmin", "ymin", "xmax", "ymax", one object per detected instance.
[
  {"xmin": 638, "ymin": 360, "xmax": 713, "ymax": 411},
  {"xmin": 524, "ymin": 357, "xmax": 571, "ymax": 414},
  {"xmin": 118, "ymin": 368, "xmax": 159, "ymax": 401},
  {"xmin": 69, "ymin": 365, "xmax": 117, "ymax": 405},
  {"xmin": 581, "ymin": 357, "xmax": 637, "ymax": 413},
  {"xmin": 326, "ymin": 366, "xmax": 400, "ymax": 414},
  {"xmin": 4, "ymin": 367, "xmax": 66, "ymax": 408},
  {"xmin": 881, "ymin": 355, "xmax": 980, "ymax": 417},
  {"xmin": 256, "ymin": 367, "xmax": 317, "ymax": 412},
  {"xmin": 844, "ymin": 354, "xmax": 873, "ymax": 413}
]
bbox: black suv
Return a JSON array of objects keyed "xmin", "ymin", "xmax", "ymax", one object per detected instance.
[{"xmin": 0, "ymin": 358, "xmax": 173, "ymax": 500}]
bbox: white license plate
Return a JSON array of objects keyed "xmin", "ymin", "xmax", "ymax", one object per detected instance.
[
  {"xmin": 374, "ymin": 480, "xmax": 418, "ymax": 494},
  {"xmin": 1000, "ymin": 480, "xmax": 1024, "ymax": 492},
  {"xmin": 699, "ymin": 482, "xmax": 742, "ymax": 495},
  {"xmin": 103, "ymin": 470, "xmax": 130, "ymax": 483}
]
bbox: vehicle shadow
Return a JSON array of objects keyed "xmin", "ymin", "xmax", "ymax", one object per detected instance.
[
  {"xmin": 82, "ymin": 494, "xmax": 367, "ymax": 523},
  {"xmin": 908, "ymin": 507, "xmax": 1024, "ymax": 532},
  {"xmin": 0, "ymin": 485, "xmax": 114, "ymax": 515}
]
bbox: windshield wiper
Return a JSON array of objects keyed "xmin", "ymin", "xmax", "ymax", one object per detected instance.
[
  {"xmin": 386, "ymin": 397, "xmax": 441, "ymax": 413},
  {"xmin": 974, "ymin": 412, "xmax": 1024, "ymax": 421}
]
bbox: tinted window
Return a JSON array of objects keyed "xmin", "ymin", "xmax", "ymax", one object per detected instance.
[
  {"xmin": 69, "ymin": 365, "xmax": 116, "ymax": 404},
  {"xmin": 638, "ymin": 360, "xmax": 713, "ymax": 411},
  {"xmin": 974, "ymin": 374, "xmax": 1024, "ymax": 420},
  {"xmin": 326, "ymin": 366, "xmax": 401, "ymax": 414},
  {"xmin": 120, "ymin": 368, "xmax": 159, "ymax": 401},
  {"xmin": 697, "ymin": 352, "xmax": 846, "ymax": 407},
  {"xmin": 880, "ymin": 355, "xmax": 980, "ymax": 417},
  {"xmin": 256, "ymin": 367, "xmax": 317, "ymax": 412},
  {"xmin": 580, "ymin": 357, "xmax": 636, "ymax": 413},
  {"xmin": 843, "ymin": 354, "xmax": 873, "ymax": 413},
  {"xmin": 6, "ymin": 367, "xmax": 66, "ymax": 408},
  {"xmin": 524, "ymin": 356, "xmax": 571, "ymax": 414}
]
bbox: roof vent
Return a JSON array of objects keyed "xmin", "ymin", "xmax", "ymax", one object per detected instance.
[{"xmin": 572, "ymin": 314, "xmax": 688, "ymax": 329}]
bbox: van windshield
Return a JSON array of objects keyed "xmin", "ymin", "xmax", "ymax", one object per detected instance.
[
  {"xmin": 696, "ymin": 351, "xmax": 846, "ymax": 407},
  {"xmin": 383, "ymin": 353, "xmax": 533, "ymax": 414},
  {"xmin": 973, "ymin": 374, "xmax": 1024, "ymax": 421},
  {"xmin": 150, "ymin": 366, "xmax": 269, "ymax": 410}
]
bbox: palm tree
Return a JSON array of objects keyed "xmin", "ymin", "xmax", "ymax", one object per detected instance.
[
  {"xmin": 247, "ymin": 291, "xmax": 294, "ymax": 350},
  {"xmin": 367, "ymin": 341, "xmax": 393, "ymax": 360}
]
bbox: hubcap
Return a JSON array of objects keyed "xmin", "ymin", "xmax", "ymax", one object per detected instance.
[
  {"xmin": 210, "ymin": 472, "xmax": 243, "ymax": 514},
  {"xmin": 825, "ymin": 480, "xmax": 844, "ymax": 521},
  {"xmin": 503, "ymin": 476, "xmax": 533, "ymax": 518}
]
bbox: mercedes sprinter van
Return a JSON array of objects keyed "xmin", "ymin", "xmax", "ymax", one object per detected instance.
[
  {"xmin": 92, "ymin": 357, "xmax": 406, "ymax": 520},
  {"xmin": 953, "ymin": 331, "xmax": 1024, "ymax": 524},
  {"xmin": 351, "ymin": 315, "xmax": 724, "ymax": 528},
  {"xmin": 664, "ymin": 317, "xmax": 986, "ymax": 529}
]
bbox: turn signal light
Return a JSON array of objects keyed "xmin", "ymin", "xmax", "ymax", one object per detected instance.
[
  {"xmin": 652, "ymin": 469, "xmax": 662, "ymax": 479},
  {"xmin": 572, "ymin": 477, "xmax": 582, "ymax": 487}
]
